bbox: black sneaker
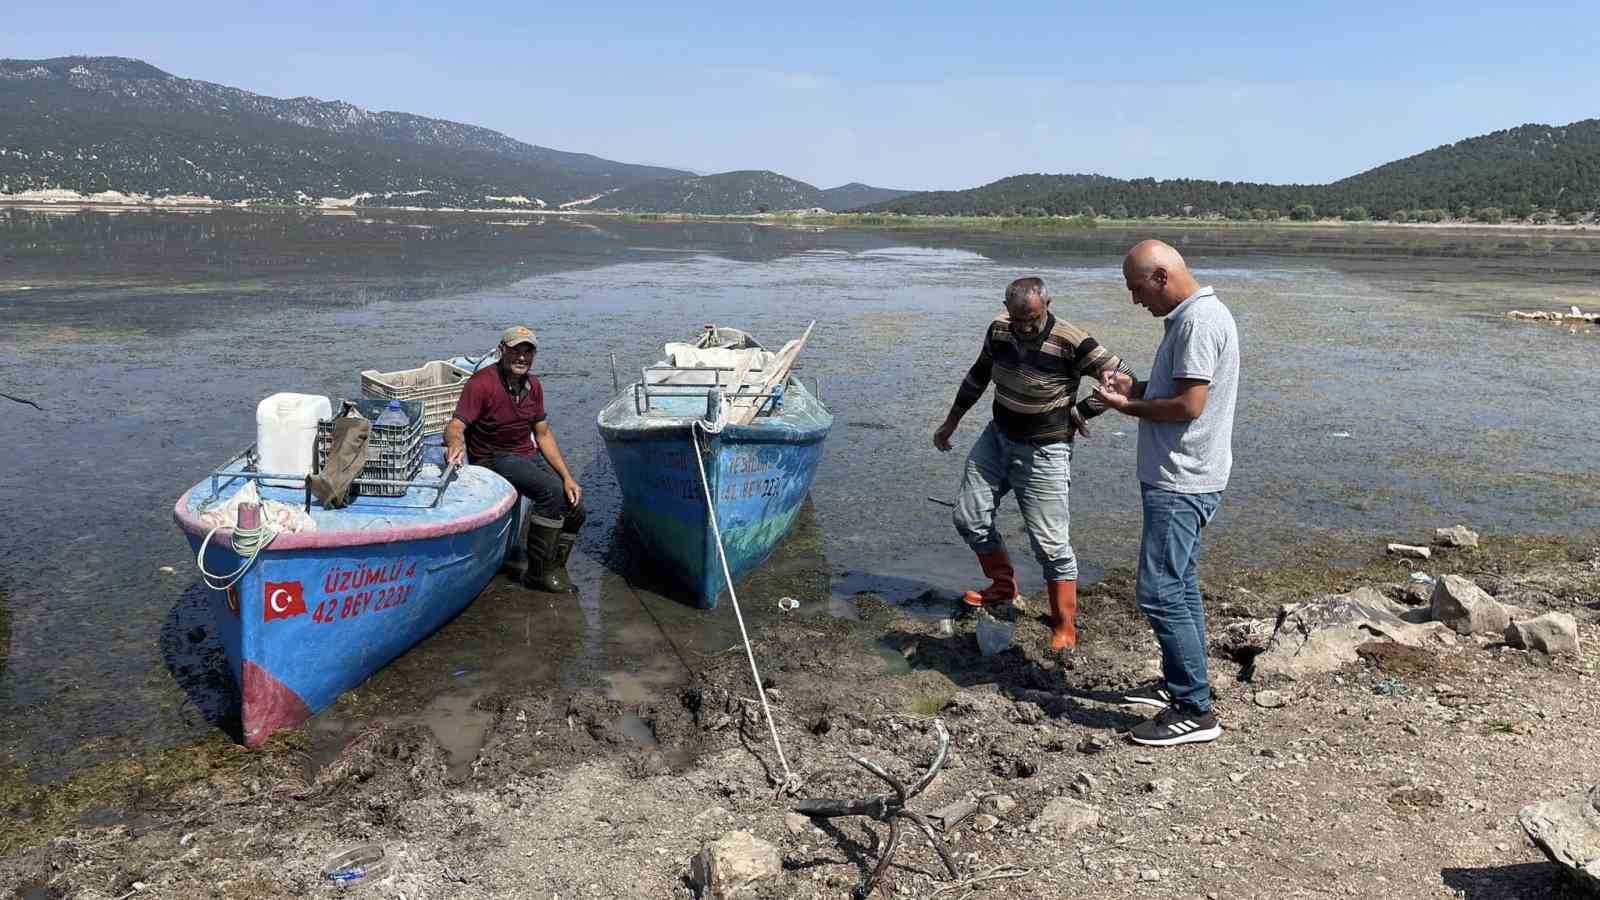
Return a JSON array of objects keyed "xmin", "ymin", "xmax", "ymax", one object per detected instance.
[
  {"xmin": 1129, "ymin": 705, "xmax": 1222, "ymax": 747},
  {"xmin": 1117, "ymin": 683, "xmax": 1173, "ymax": 710}
]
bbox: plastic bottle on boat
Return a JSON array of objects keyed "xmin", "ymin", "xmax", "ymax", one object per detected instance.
[{"xmin": 375, "ymin": 399, "xmax": 408, "ymax": 430}]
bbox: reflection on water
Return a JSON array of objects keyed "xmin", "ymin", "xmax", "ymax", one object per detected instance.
[{"xmin": 2, "ymin": 209, "xmax": 1598, "ymax": 782}]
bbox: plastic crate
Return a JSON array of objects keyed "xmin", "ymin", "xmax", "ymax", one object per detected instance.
[
  {"xmin": 360, "ymin": 361, "xmax": 472, "ymax": 436},
  {"xmin": 315, "ymin": 399, "xmax": 424, "ymax": 497}
]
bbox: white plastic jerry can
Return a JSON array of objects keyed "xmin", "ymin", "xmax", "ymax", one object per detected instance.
[{"xmin": 256, "ymin": 392, "xmax": 333, "ymax": 487}]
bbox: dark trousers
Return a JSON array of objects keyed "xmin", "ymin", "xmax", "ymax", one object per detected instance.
[{"xmin": 481, "ymin": 453, "xmax": 586, "ymax": 533}]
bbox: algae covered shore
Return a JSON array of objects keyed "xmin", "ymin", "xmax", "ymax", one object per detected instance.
[{"xmin": 4, "ymin": 529, "xmax": 1596, "ymax": 899}]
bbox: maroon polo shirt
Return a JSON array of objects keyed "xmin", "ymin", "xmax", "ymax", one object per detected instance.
[{"xmin": 452, "ymin": 366, "xmax": 546, "ymax": 463}]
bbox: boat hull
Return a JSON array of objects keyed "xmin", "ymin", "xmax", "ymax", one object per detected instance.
[
  {"xmin": 599, "ymin": 380, "xmax": 830, "ymax": 608},
  {"xmin": 174, "ymin": 467, "xmax": 517, "ymax": 747}
]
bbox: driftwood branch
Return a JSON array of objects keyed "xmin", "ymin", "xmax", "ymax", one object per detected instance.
[{"xmin": 793, "ymin": 719, "xmax": 960, "ymax": 897}]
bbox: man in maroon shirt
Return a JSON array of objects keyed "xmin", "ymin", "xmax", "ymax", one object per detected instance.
[{"xmin": 444, "ymin": 325, "xmax": 586, "ymax": 594}]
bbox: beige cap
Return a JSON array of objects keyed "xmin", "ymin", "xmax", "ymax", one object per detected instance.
[{"xmin": 500, "ymin": 325, "xmax": 538, "ymax": 348}]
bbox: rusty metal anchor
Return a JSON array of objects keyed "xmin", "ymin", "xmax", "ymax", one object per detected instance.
[{"xmin": 792, "ymin": 719, "xmax": 962, "ymax": 897}]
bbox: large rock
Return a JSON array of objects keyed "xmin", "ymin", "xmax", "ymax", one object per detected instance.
[
  {"xmin": 1431, "ymin": 575, "xmax": 1512, "ymax": 636},
  {"xmin": 1519, "ymin": 786, "xmax": 1600, "ymax": 892},
  {"xmin": 1252, "ymin": 593, "xmax": 1455, "ymax": 680},
  {"xmin": 1434, "ymin": 525, "xmax": 1480, "ymax": 549},
  {"xmin": 1506, "ymin": 613, "xmax": 1582, "ymax": 657},
  {"xmin": 689, "ymin": 831, "xmax": 782, "ymax": 899},
  {"xmin": 1034, "ymin": 798, "xmax": 1101, "ymax": 835}
]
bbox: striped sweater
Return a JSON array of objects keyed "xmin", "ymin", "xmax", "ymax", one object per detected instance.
[{"xmin": 953, "ymin": 312, "xmax": 1134, "ymax": 443}]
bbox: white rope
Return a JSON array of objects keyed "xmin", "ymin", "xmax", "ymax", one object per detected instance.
[
  {"xmin": 196, "ymin": 520, "xmax": 276, "ymax": 591},
  {"xmin": 690, "ymin": 419, "xmax": 800, "ymax": 793}
]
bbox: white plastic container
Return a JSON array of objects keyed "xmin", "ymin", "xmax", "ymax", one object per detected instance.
[{"xmin": 256, "ymin": 393, "xmax": 333, "ymax": 488}]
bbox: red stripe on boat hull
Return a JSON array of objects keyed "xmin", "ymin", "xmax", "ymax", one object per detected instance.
[{"xmin": 242, "ymin": 660, "xmax": 312, "ymax": 748}]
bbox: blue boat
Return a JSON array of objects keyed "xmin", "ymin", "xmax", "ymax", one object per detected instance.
[
  {"xmin": 172, "ymin": 451, "xmax": 518, "ymax": 747},
  {"xmin": 597, "ymin": 325, "xmax": 832, "ymax": 608}
]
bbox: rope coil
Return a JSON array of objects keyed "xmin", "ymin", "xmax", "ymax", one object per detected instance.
[
  {"xmin": 196, "ymin": 519, "xmax": 277, "ymax": 591},
  {"xmin": 690, "ymin": 420, "xmax": 800, "ymax": 794}
]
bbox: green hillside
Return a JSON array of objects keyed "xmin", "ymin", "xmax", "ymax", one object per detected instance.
[
  {"xmin": 589, "ymin": 171, "xmax": 826, "ymax": 214},
  {"xmin": 819, "ymin": 182, "xmax": 916, "ymax": 211},
  {"xmin": 0, "ymin": 56, "xmax": 688, "ymax": 207},
  {"xmin": 869, "ymin": 120, "xmax": 1600, "ymax": 222}
]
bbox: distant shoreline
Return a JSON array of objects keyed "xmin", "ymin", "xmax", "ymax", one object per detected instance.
[{"xmin": 1, "ymin": 197, "xmax": 1595, "ymax": 236}]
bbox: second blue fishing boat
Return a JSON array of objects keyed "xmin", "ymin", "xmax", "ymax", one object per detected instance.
[{"xmin": 598, "ymin": 324, "xmax": 831, "ymax": 608}]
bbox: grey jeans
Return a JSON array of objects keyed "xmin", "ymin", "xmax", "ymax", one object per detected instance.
[{"xmin": 952, "ymin": 422, "xmax": 1077, "ymax": 582}]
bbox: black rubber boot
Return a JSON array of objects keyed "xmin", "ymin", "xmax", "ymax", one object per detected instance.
[
  {"xmin": 522, "ymin": 523, "xmax": 574, "ymax": 594},
  {"xmin": 501, "ymin": 537, "xmax": 529, "ymax": 577},
  {"xmin": 550, "ymin": 531, "xmax": 578, "ymax": 592}
]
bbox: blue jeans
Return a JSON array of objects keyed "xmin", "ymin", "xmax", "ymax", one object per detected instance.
[
  {"xmin": 1137, "ymin": 483, "xmax": 1222, "ymax": 713},
  {"xmin": 952, "ymin": 422, "xmax": 1077, "ymax": 582}
]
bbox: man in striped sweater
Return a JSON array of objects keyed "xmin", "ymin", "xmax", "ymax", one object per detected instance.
[{"xmin": 934, "ymin": 276, "xmax": 1134, "ymax": 652}]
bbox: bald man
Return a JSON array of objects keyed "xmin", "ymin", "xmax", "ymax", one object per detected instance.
[{"xmin": 1094, "ymin": 240, "xmax": 1239, "ymax": 747}]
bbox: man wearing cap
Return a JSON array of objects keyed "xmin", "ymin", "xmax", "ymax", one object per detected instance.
[
  {"xmin": 445, "ymin": 326, "xmax": 586, "ymax": 594},
  {"xmin": 934, "ymin": 276, "xmax": 1134, "ymax": 654}
]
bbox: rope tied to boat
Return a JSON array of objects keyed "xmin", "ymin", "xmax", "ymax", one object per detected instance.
[
  {"xmin": 690, "ymin": 419, "xmax": 801, "ymax": 796},
  {"xmin": 195, "ymin": 506, "xmax": 277, "ymax": 591}
]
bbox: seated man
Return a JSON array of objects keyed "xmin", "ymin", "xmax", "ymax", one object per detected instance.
[{"xmin": 445, "ymin": 325, "xmax": 586, "ymax": 593}]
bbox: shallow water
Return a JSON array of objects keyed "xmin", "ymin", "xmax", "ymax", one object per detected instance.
[{"xmin": 2, "ymin": 209, "xmax": 1598, "ymax": 781}]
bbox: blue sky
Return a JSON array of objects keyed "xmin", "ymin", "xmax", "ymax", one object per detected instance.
[{"xmin": 8, "ymin": 1, "xmax": 1600, "ymax": 190}]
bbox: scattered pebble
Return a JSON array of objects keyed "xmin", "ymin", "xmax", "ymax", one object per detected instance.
[
  {"xmin": 982, "ymin": 794, "xmax": 1017, "ymax": 816},
  {"xmin": 1077, "ymin": 734, "xmax": 1112, "ymax": 754},
  {"xmin": 1254, "ymin": 690, "xmax": 1288, "ymax": 709},
  {"xmin": 972, "ymin": 813, "xmax": 999, "ymax": 833},
  {"xmin": 1134, "ymin": 756, "xmax": 1156, "ymax": 765},
  {"xmin": 1139, "ymin": 868, "xmax": 1161, "ymax": 882},
  {"xmin": 158, "ymin": 565, "xmax": 176, "ymax": 574},
  {"xmin": 1229, "ymin": 772, "xmax": 1247, "ymax": 784}
]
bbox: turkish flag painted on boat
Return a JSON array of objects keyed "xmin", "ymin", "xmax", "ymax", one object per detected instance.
[{"xmin": 263, "ymin": 581, "xmax": 307, "ymax": 622}]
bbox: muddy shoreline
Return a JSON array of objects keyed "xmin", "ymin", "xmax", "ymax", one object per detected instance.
[{"xmin": 4, "ymin": 531, "xmax": 1598, "ymax": 898}]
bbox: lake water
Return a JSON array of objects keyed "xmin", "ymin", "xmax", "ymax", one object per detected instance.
[{"xmin": 2, "ymin": 209, "xmax": 1598, "ymax": 782}]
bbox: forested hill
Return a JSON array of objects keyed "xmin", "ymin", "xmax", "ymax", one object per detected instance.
[
  {"xmin": 867, "ymin": 120, "xmax": 1600, "ymax": 222},
  {"xmin": 819, "ymin": 182, "xmax": 915, "ymax": 210},
  {"xmin": 0, "ymin": 56, "xmax": 689, "ymax": 207},
  {"xmin": 588, "ymin": 171, "xmax": 827, "ymax": 214}
]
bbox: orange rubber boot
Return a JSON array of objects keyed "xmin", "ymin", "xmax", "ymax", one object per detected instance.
[
  {"xmin": 1047, "ymin": 580, "xmax": 1079, "ymax": 651},
  {"xmin": 961, "ymin": 550, "xmax": 1020, "ymax": 610}
]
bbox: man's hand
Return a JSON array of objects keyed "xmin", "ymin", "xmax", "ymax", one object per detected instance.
[
  {"xmin": 1099, "ymin": 370, "xmax": 1134, "ymax": 396},
  {"xmin": 1091, "ymin": 383, "xmax": 1131, "ymax": 412},
  {"xmin": 563, "ymin": 477, "xmax": 583, "ymax": 507},
  {"xmin": 445, "ymin": 441, "xmax": 466, "ymax": 467},
  {"xmin": 933, "ymin": 419, "xmax": 958, "ymax": 452}
]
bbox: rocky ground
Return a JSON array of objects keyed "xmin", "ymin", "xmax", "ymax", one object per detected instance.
[{"xmin": 4, "ymin": 531, "xmax": 1599, "ymax": 899}]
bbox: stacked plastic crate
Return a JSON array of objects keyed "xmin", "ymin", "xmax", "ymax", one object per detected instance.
[{"xmin": 315, "ymin": 399, "xmax": 425, "ymax": 497}]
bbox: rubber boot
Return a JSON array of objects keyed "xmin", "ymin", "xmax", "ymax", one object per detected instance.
[
  {"xmin": 959, "ymin": 549, "xmax": 1019, "ymax": 614},
  {"xmin": 523, "ymin": 523, "xmax": 575, "ymax": 594},
  {"xmin": 1046, "ymin": 579, "xmax": 1079, "ymax": 652},
  {"xmin": 550, "ymin": 531, "xmax": 578, "ymax": 594},
  {"xmin": 501, "ymin": 507, "xmax": 529, "ymax": 577},
  {"xmin": 501, "ymin": 540, "xmax": 528, "ymax": 578}
]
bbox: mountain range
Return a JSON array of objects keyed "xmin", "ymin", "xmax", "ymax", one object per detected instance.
[
  {"xmin": 865, "ymin": 121, "xmax": 1600, "ymax": 221},
  {"xmin": 0, "ymin": 56, "xmax": 908, "ymax": 211},
  {"xmin": 2, "ymin": 55, "xmax": 1597, "ymax": 220}
]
